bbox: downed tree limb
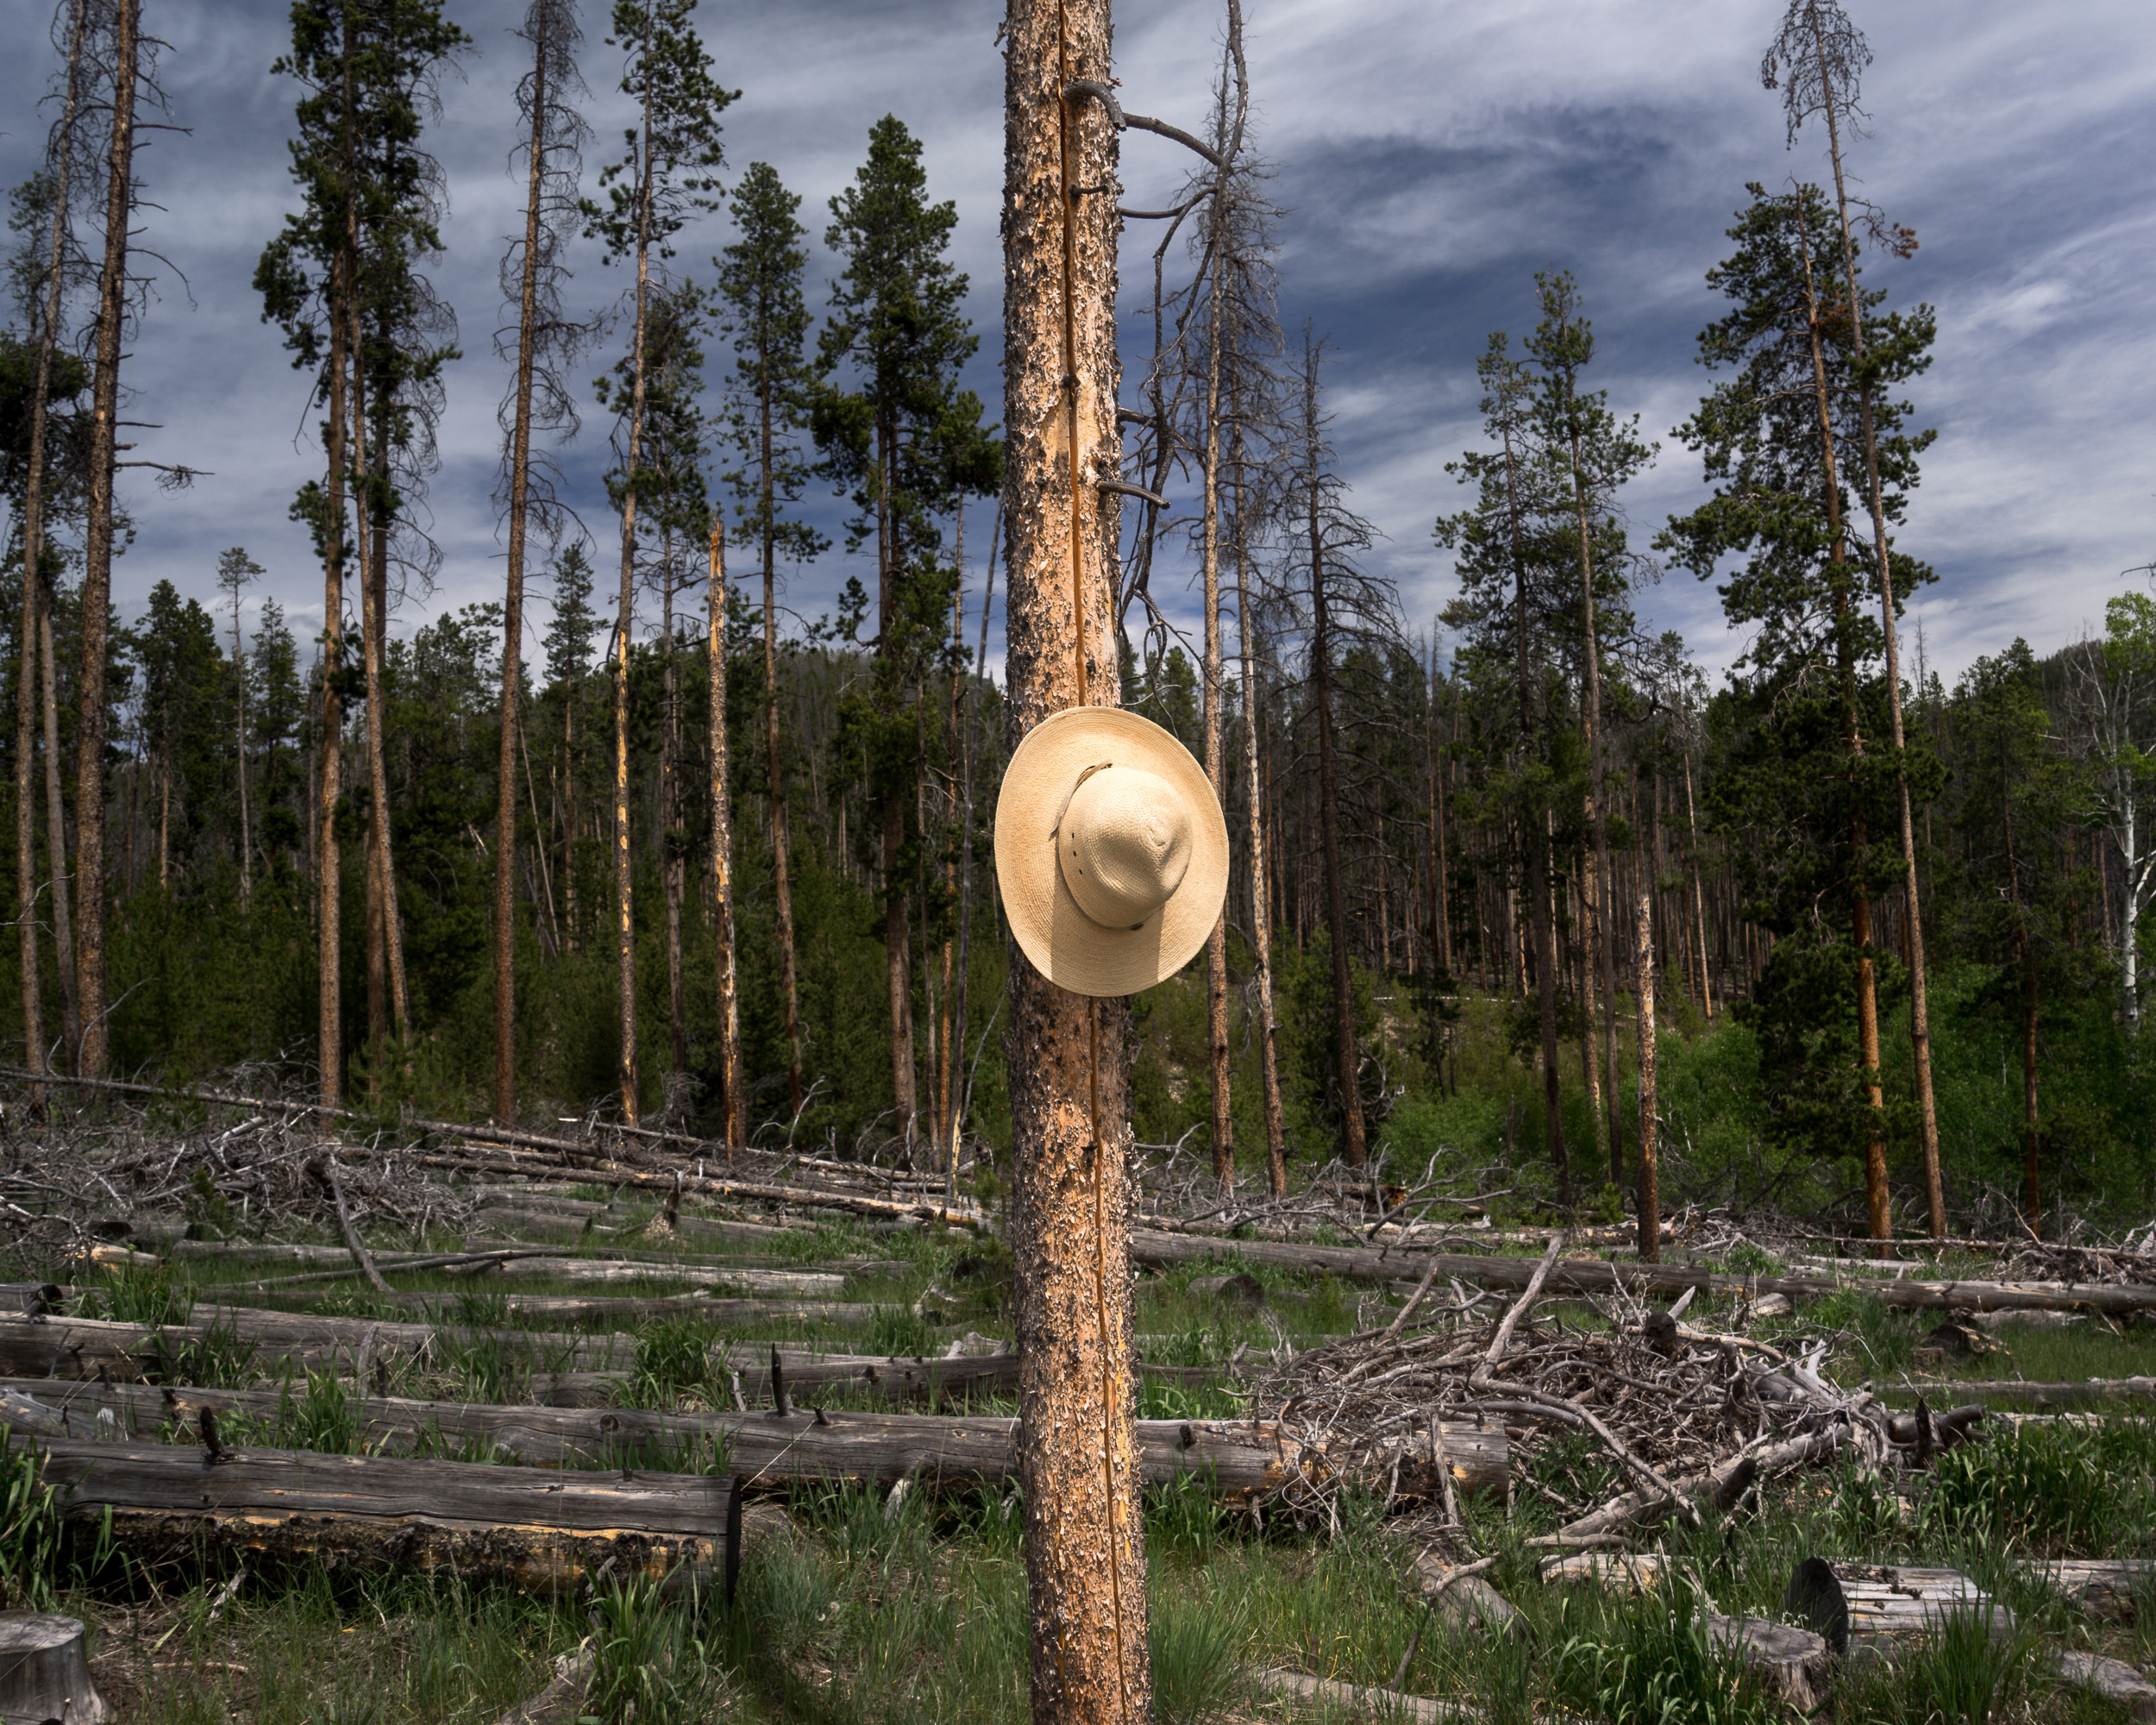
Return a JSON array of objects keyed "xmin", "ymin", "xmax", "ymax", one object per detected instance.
[
  {"xmin": 1130, "ymin": 1230, "xmax": 2156, "ymax": 1314},
  {"xmin": 1896, "ymin": 1377, "xmax": 2156, "ymax": 1403},
  {"xmin": 1535, "ymin": 1431, "xmax": 1836, "ymax": 1546},
  {"xmin": 319, "ymin": 1157, "xmax": 392, "ymax": 1295},
  {"xmin": 492, "ymin": 1642, "xmax": 593, "ymax": 1725},
  {"xmin": 1245, "ymin": 1666, "xmax": 1477, "ymax": 1724},
  {"xmin": 0, "ymin": 1309, "xmax": 628, "ymax": 1383},
  {"xmin": 0, "ymin": 1380, "xmax": 1349, "ymax": 1501},
  {"xmin": 6, "ymin": 1431, "xmax": 736, "ymax": 1592}
]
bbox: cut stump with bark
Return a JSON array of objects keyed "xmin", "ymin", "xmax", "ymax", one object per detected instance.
[
  {"xmin": 1706, "ymin": 1615, "xmax": 1831, "ymax": 1712},
  {"xmin": 0, "ymin": 1613, "xmax": 112, "ymax": 1725}
]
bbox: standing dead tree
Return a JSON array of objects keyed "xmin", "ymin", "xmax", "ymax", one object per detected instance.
[{"xmin": 492, "ymin": 0, "xmax": 590, "ymax": 1123}]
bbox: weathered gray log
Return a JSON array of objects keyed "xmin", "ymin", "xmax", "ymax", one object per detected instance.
[
  {"xmin": 0, "ymin": 1612, "xmax": 113, "ymax": 1724},
  {"xmin": 1706, "ymin": 1616, "xmax": 1831, "ymax": 1712},
  {"xmin": 1902, "ymin": 1377, "xmax": 2156, "ymax": 1404},
  {"xmin": 1785, "ymin": 1559, "xmax": 2013, "ymax": 1656},
  {"xmin": 7, "ymin": 1433, "xmax": 733, "ymax": 1591},
  {"xmin": 0, "ymin": 1380, "xmax": 1336, "ymax": 1501},
  {"xmin": 1126, "ymin": 1230, "xmax": 2156, "ymax": 1314},
  {"xmin": 492, "ymin": 1643, "xmax": 594, "ymax": 1725},
  {"xmin": 1246, "ymin": 1666, "xmax": 1477, "ymax": 1723},
  {"xmin": 0, "ymin": 1386, "xmax": 69, "ymax": 1437},
  {"xmin": 377, "ymin": 1292, "xmax": 881, "ymax": 1327},
  {"xmin": 2055, "ymin": 1651, "xmax": 2156, "ymax": 1723},
  {"xmin": 1412, "ymin": 1556, "xmax": 1521, "ymax": 1641},
  {"xmin": 467, "ymin": 1208, "xmax": 592, "ymax": 1240},
  {"xmin": 1539, "ymin": 1552, "xmax": 1687, "ymax": 1594},
  {"xmin": 0, "ymin": 1311, "xmax": 627, "ymax": 1383},
  {"xmin": 479, "ymin": 1259, "xmax": 847, "ymax": 1295},
  {"xmin": 2022, "ymin": 1559, "xmax": 2156, "ymax": 1622},
  {"xmin": 472, "ymin": 1189, "xmax": 611, "ymax": 1215}
]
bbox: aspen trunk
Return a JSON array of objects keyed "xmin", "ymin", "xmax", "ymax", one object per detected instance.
[
  {"xmin": 709, "ymin": 524, "xmax": 743, "ymax": 1148},
  {"xmin": 1635, "ymin": 888, "xmax": 1658, "ymax": 1264},
  {"xmin": 72, "ymin": 0, "xmax": 141, "ymax": 1080},
  {"xmin": 1001, "ymin": 1, "xmax": 1151, "ymax": 1713},
  {"xmin": 493, "ymin": 11, "xmax": 554, "ymax": 1123}
]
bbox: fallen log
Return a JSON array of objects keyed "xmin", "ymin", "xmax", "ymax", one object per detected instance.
[
  {"xmin": 1539, "ymin": 1552, "xmax": 1686, "ymax": 1594},
  {"xmin": 1130, "ymin": 1231, "xmax": 2156, "ymax": 1315},
  {"xmin": 478, "ymin": 1260, "xmax": 847, "ymax": 1296},
  {"xmin": 0, "ymin": 1310, "xmax": 628, "ymax": 1383},
  {"xmin": 1412, "ymin": 1556, "xmax": 1521, "ymax": 1642},
  {"xmin": 0, "ymin": 1380, "xmax": 1336, "ymax": 1501},
  {"xmin": 1539, "ymin": 1430, "xmax": 1839, "ymax": 1546},
  {"xmin": 7, "ymin": 1432, "xmax": 735, "ymax": 1592},
  {"xmin": 1246, "ymin": 1667, "xmax": 1476, "ymax": 1724},
  {"xmin": 2022, "ymin": 1559, "xmax": 2156, "ymax": 1622},
  {"xmin": 1784, "ymin": 1560, "xmax": 2013, "ymax": 1656},
  {"xmin": 1898, "ymin": 1377, "xmax": 2156, "ymax": 1403},
  {"xmin": 2056, "ymin": 1652, "xmax": 2156, "ymax": 1724},
  {"xmin": 0, "ymin": 1612, "xmax": 112, "ymax": 1724},
  {"xmin": 342, "ymin": 1292, "xmax": 883, "ymax": 1327}
]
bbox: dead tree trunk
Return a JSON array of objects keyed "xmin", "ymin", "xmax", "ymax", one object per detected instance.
[
  {"xmin": 1634, "ymin": 888, "xmax": 1658, "ymax": 1263},
  {"xmin": 72, "ymin": 0, "xmax": 141, "ymax": 1081},
  {"xmin": 1002, "ymin": 3, "xmax": 1152, "ymax": 1716}
]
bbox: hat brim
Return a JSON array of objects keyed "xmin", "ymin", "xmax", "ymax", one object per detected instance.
[{"xmin": 993, "ymin": 706, "xmax": 1230, "ymax": 998}]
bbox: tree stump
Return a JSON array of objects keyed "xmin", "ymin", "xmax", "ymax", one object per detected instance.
[
  {"xmin": 0, "ymin": 1613, "xmax": 112, "ymax": 1724},
  {"xmin": 1707, "ymin": 1615, "xmax": 1832, "ymax": 1712},
  {"xmin": 1785, "ymin": 1559, "xmax": 2012, "ymax": 1657}
]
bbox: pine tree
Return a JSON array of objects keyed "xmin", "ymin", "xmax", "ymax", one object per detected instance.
[
  {"xmin": 215, "ymin": 547, "xmax": 264, "ymax": 898},
  {"xmin": 493, "ymin": 0, "xmax": 590, "ymax": 1122},
  {"xmin": 716, "ymin": 159, "xmax": 825, "ymax": 1121},
  {"xmin": 813, "ymin": 115, "xmax": 985, "ymax": 1157},
  {"xmin": 580, "ymin": 0, "xmax": 734, "ymax": 1124},
  {"xmin": 542, "ymin": 541, "xmax": 599, "ymax": 949},
  {"xmin": 1659, "ymin": 183, "xmax": 1939, "ymax": 1248}
]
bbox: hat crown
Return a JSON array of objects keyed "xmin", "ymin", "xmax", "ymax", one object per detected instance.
[{"xmin": 1057, "ymin": 765, "xmax": 1192, "ymax": 930}]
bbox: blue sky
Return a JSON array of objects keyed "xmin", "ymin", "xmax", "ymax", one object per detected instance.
[{"xmin": 2, "ymin": 0, "xmax": 2150, "ymax": 691}]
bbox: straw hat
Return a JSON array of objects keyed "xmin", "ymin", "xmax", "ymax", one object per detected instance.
[{"xmin": 993, "ymin": 706, "xmax": 1230, "ymax": 998}]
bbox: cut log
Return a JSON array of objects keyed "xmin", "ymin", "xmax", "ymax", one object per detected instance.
[
  {"xmin": 0, "ymin": 1612, "xmax": 113, "ymax": 1724},
  {"xmin": 2022, "ymin": 1559, "xmax": 2156, "ymax": 1622},
  {"xmin": 1412, "ymin": 1556, "xmax": 1522, "ymax": 1641},
  {"xmin": 0, "ymin": 1310, "xmax": 627, "ymax": 1383},
  {"xmin": 468, "ymin": 1208, "xmax": 592, "ymax": 1240},
  {"xmin": 1784, "ymin": 1559, "xmax": 2012, "ymax": 1656},
  {"xmin": 1246, "ymin": 1666, "xmax": 1477, "ymax": 1724},
  {"xmin": 7, "ymin": 1433, "xmax": 734, "ymax": 1592},
  {"xmin": 1901, "ymin": 1377, "xmax": 2156, "ymax": 1404},
  {"xmin": 1539, "ymin": 1552, "xmax": 1686, "ymax": 1594},
  {"xmin": 1125, "ymin": 1231, "xmax": 2156, "ymax": 1315},
  {"xmin": 2055, "ymin": 1651, "xmax": 2156, "ymax": 1724},
  {"xmin": 1706, "ymin": 1615, "xmax": 1831, "ymax": 1711},
  {"xmin": 0, "ymin": 1381, "xmax": 1330, "ymax": 1502},
  {"xmin": 479, "ymin": 1260, "xmax": 847, "ymax": 1295},
  {"xmin": 380, "ymin": 1293, "xmax": 881, "ymax": 1327}
]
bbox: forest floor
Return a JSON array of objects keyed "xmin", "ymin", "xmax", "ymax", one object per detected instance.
[{"xmin": 6, "ymin": 1115, "xmax": 2156, "ymax": 1723}]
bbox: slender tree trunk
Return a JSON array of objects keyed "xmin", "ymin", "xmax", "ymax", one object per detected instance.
[
  {"xmin": 708, "ymin": 523, "xmax": 743, "ymax": 1149},
  {"xmin": 874, "ymin": 415, "xmax": 917, "ymax": 1157},
  {"xmin": 2001, "ymin": 736, "xmax": 2040, "ymax": 1237},
  {"xmin": 1634, "ymin": 886, "xmax": 1658, "ymax": 1263},
  {"xmin": 947, "ymin": 499, "xmax": 1000, "ymax": 1177},
  {"xmin": 1811, "ymin": 46, "xmax": 1946, "ymax": 1238},
  {"xmin": 72, "ymin": 0, "xmax": 141, "ymax": 1080},
  {"xmin": 1200, "ymin": 198, "xmax": 1231, "ymax": 1189},
  {"xmin": 232, "ymin": 612, "xmax": 252, "ymax": 901},
  {"xmin": 349, "ymin": 364, "xmax": 407, "ymax": 1045},
  {"xmin": 1684, "ymin": 751, "xmax": 1712, "ymax": 1019},
  {"xmin": 759, "ymin": 386, "xmax": 803, "ymax": 1119},
  {"xmin": 1234, "ymin": 487, "xmax": 1287, "ymax": 1195},
  {"xmin": 1003, "ymin": 7, "xmax": 1150, "ymax": 1715},
  {"xmin": 662, "ymin": 545, "xmax": 687, "ymax": 1079},
  {"xmin": 316, "ymin": 242, "xmax": 353, "ymax": 1104},
  {"xmin": 611, "ymin": 60, "xmax": 655, "ymax": 1126},
  {"xmin": 39, "ymin": 604, "xmax": 81, "ymax": 1065},
  {"xmin": 16, "ymin": 0, "xmax": 91, "ymax": 1095},
  {"xmin": 493, "ymin": 14, "xmax": 553, "ymax": 1122}
]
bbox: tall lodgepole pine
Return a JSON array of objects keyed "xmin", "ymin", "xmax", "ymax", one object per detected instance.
[
  {"xmin": 581, "ymin": 0, "xmax": 731, "ymax": 1125},
  {"xmin": 494, "ymin": 0, "xmax": 589, "ymax": 1122},
  {"xmin": 707, "ymin": 521, "xmax": 743, "ymax": 1146},
  {"xmin": 72, "ymin": 0, "xmax": 143, "ymax": 1079},
  {"xmin": 15, "ymin": 0, "xmax": 92, "ymax": 1095},
  {"xmin": 717, "ymin": 160, "xmax": 822, "ymax": 1120},
  {"xmin": 1768, "ymin": 0, "xmax": 1945, "ymax": 1237},
  {"xmin": 1002, "ymin": 1, "xmax": 1150, "ymax": 1716}
]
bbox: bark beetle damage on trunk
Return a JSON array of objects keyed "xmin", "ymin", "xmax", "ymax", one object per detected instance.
[{"xmin": 1002, "ymin": 2, "xmax": 1151, "ymax": 1720}]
